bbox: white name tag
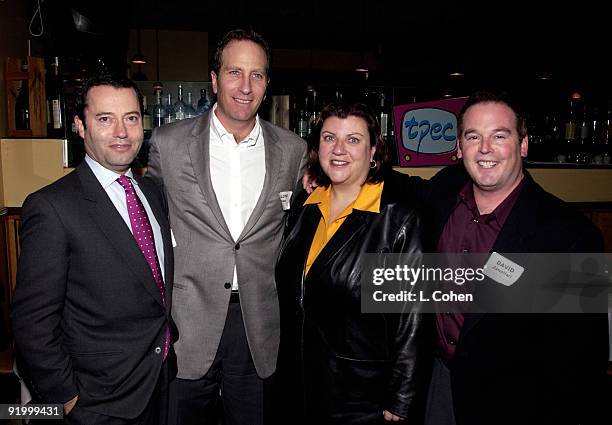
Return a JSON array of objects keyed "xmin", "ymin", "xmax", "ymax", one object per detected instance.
[
  {"xmin": 483, "ymin": 252, "xmax": 525, "ymax": 286},
  {"xmin": 279, "ymin": 191, "xmax": 292, "ymax": 211},
  {"xmin": 171, "ymin": 229, "xmax": 177, "ymax": 248}
]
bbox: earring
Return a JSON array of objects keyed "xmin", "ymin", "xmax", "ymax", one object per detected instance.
[{"xmin": 370, "ymin": 160, "xmax": 376, "ymax": 169}]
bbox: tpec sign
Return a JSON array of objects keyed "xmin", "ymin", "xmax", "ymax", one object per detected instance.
[{"xmin": 393, "ymin": 97, "xmax": 467, "ymax": 166}]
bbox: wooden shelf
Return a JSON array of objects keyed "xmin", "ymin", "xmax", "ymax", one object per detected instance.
[{"xmin": 4, "ymin": 56, "xmax": 47, "ymax": 137}]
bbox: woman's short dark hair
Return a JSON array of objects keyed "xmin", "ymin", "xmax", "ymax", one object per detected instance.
[
  {"xmin": 76, "ymin": 72, "xmax": 143, "ymax": 127},
  {"xmin": 306, "ymin": 102, "xmax": 390, "ymax": 187},
  {"xmin": 457, "ymin": 90, "xmax": 528, "ymax": 140},
  {"xmin": 211, "ymin": 28, "xmax": 271, "ymax": 76}
]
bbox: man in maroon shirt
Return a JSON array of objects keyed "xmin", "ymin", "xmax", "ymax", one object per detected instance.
[{"xmin": 422, "ymin": 91, "xmax": 608, "ymax": 425}]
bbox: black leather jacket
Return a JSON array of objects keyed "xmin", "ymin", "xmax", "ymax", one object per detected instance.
[{"xmin": 275, "ymin": 173, "xmax": 432, "ymax": 424}]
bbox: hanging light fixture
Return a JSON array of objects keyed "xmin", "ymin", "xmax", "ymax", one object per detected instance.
[
  {"xmin": 131, "ymin": 28, "xmax": 147, "ymax": 64},
  {"xmin": 537, "ymin": 71, "xmax": 552, "ymax": 81},
  {"xmin": 152, "ymin": 28, "xmax": 163, "ymax": 91},
  {"xmin": 354, "ymin": 1, "xmax": 369, "ymax": 79},
  {"xmin": 355, "ymin": 50, "xmax": 369, "ymax": 81},
  {"xmin": 355, "ymin": 55, "xmax": 369, "ymax": 73},
  {"xmin": 131, "ymin": 53, "xmax": 146, "ymax": 65}
]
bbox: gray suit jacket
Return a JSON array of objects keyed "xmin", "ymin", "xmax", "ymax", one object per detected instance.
[{"xmin": 147, "ymin": 111, "xmax": 307, "ymax": 379}]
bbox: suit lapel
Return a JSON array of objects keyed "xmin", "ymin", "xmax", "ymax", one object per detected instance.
[
  {"xmin": 491, "ymin": 177, "xmax": 539, "ymax": 254},
  {"xmin": 187, "ymin": 113, "xmax": 232, "ymax": 238},
  {"xmin": 76, "ymin": 163, "xmax": 164, "ymax": 306},
  {"xmin": 239, "ymin": 120, "xmax": 283, "ymax": 240}
]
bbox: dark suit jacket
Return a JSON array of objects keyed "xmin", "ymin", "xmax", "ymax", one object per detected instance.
[
  {"xmin": 420, "ymin": 164, "xmax": 609, "ymax": 425},
  {"xmin": 11, "ymin": 161, "xmax": 176, "ymax": 419}
]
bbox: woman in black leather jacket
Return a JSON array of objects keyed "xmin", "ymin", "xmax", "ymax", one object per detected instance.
[{"xmin": 275, "ymin": 102, "xmax": 431, "ymax": 424}]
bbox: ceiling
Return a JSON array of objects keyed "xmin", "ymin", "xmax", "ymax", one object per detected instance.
[{"xmin": 33, "ymin": 0, "xmax": 610, "ymax": 97}]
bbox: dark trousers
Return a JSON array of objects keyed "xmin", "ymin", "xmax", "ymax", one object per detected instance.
[
  {"xmin": 63, "ymin": 363, "xmax": 169, "ymax": 425},
  {"xmin": 424, "ymin": 357, "xmax": 456, "ymax": 425},
  {"xmin": 168, "ymin": 301, "xmax": 265, "ymax": 425}
]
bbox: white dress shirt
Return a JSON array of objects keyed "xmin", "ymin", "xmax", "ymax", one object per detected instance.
[
  {"xmin": 85, "ymin": 155, "xmax": 166, "ymax": 282},
  {"xmin": 209, "ymin": 104, "xmax": 266, "ymax": 290}
]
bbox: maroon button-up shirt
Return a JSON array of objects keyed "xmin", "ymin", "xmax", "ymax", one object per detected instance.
[{"xmin": 435, "ymin": 179, "xmax": 524, "ymax": 362}]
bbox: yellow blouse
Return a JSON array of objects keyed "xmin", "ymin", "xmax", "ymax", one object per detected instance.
[{"xmin": 303, "ymin": 182, "xmax": 384, "ymax": 276}]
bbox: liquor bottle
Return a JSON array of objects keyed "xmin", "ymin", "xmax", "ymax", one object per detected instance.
[
  {"xmin": 164, "ymin": 93, "xmax": 175, "ymax": 124},
  {"xmin": 298, "ymin": 109, "xmax": 309, "ymax": 139},
  {"xmin": 543, "ymin": 112, "xmax": 560, "ymax": 143},
  {"xmin": 527, "ymin": 110, "xmax": 544, "ymax": 161},
  {"xmin": 594, "ymin": 100, "xmax": 612, "ymax": 164},
  {"xmin": 589, "ymin": 106, "xmax": 599, "ymax": 146},
  {"xmin": 589, "ymin": 105, "xmax": 602, "ymax": 164},
  {"xmin": 47, "ymin": 57, "xmax": 66, "ymax": 138},
  {"xmin": 389, "ymin": 113, "xmax": 396, "ymax": 146},
  {"xmin": 578, "ymin": 103, "xmax": 590, "ymax": 142},
  {"xmin": 298, "ymin": 96, "xmax": 310, "ymax": 139},
  {"xmin": 308, "ymin": 90, "xmax": 318, "ymax": 135},
  {"xmin": 380, "ymin": 92, "xmax": 399, "ymax": 165},
  {"xmin": 142, "ymin": 95, "xmax": 152, "ymax": 132},
  {"xmin": 174, "ymin": 84, "xmax": 187, "ymax": 121},
  {"xmin": 197, "ymin": 89, "xmax": 211, "ymax": 114},
  {"xmin": 290, "ymin": 99, "xmax": 299, "ymax": 134},
  {"xmin": 15, "ymin": 79, "xmax": 30, "ymax": 130},
  {"xmin": 562, "ymin": 93, "xmax": 581, "ymax": 163},
  {"xmin": 378, "ymin": 92, "xmax": 389, "ymax": 140},
  {"xmin": 564, "ymin": 96, "xmax": 579, "ymax": 142},
  {"xmin": 386, "ymin": 110, "xmax": 399, "ymax": 165},
  {"xmin": 152, "ymin": 89, "xmax": 165, "ymax": 128},
  {"xmin": 541, "ymin": 112, "xmax": 561, "ymax": 162},
  {"xmin": 576, "ymin": 102, "xmax": 592, "ymax": 164},
  {"xmin": 185, "ymin": 91, "xmax": 197, "ymax": 119}
]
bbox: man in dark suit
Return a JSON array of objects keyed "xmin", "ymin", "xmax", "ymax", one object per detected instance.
[
  {"xmin": 11, "ymin": 73, "xmax": 175, "ymax": 425},
  {"xmin": 422, "ymin": 91, "xmax": 609, "ymax": 425}
]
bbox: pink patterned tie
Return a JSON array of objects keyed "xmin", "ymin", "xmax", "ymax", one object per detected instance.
[{"xmin": 117, "ymin": 175, "xmax": 170, "ymax": 360}]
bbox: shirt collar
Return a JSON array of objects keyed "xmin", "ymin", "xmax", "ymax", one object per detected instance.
[
  {"xmin": 85, "ymin": 154, "xmax": 136, "ymax": 189},
  {"xmin": 210, "ymin": 103, "xmax": 261, "ymax": 147},
  {"xmin": 458, "ymin": 178, "xmax": 525, "ymax": 226},
  {"xmin": 304, "ymin": 182, "xmax": 384, "ymax": 221}
]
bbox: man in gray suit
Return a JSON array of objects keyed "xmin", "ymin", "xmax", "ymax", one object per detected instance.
[{"xmin": 147, "ymin": 29, "xmax": 307, "ymax": 425}]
